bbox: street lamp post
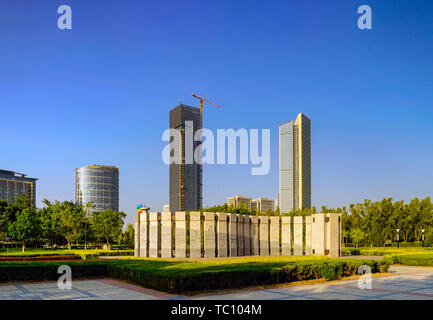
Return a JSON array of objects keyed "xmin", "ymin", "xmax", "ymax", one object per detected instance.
[
  {"xmin": 422, "ymin": 229, "xmax": 425, "ymax": 247},
  {"xmin": 396, "ymin": 229, "xmax": 400, "ymax": 249}
]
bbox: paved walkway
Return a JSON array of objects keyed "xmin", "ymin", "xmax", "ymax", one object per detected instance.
[
  {"xmin": 197, "ymin": 266, "xmax": 433, "ymax": 300},
  {"xmin": 0, "ymin": 279, "xmax": 173, "ymax": 300},
  {"xmin": 1, "ymin": 266, "xmax": 433, "ymax": 300}
]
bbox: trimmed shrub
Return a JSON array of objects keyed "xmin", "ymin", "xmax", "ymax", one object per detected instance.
[
  {"xmin": 0, "ymin": 261, "xmax": 108, "ymax": 283},
  {"xmin": 383, "ymin": 253, "xmax": 433, "ymax": 266},
  {"xmin": 342, "ymin": 247, "xmax": 433, "ymax": 257},
  {"xmin": 342, "ymin": 248, "xmax": 361, "ymax": 255},
  {"xmin": 77, "ymin": 250, "xmax": 134, "ymax": 260},
  {"xmin": 104, "ymin": 259, "xmax": 389, "ymax": 293}
]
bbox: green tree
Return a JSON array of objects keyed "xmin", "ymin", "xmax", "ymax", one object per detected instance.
[
  {"xmin": 121, "ymin": 223, "xmax": 135, "ymax": 249},
  {"xmin": 350, "ymin": 228, "xmax": 365, "ymax": 248},
  {"xmin": 1, "ymin": 196, "xmax": 33, "ymax": 231},
  {"xmin": 39, "ymin": 199, "xmax": 62, "ymax": 246},
  {"xmin": 82, "ymin": 201, "xmax": 95, "ymax": 250},
  {"xmin": 0, "ymin": 200, "xmax": 10, "ymax": 236},
  {"xmin": 7, "ymin": 207, "xmax": 41, "ymax": 252},
  {"xmin": 92, "ymin": 209, "xmax": 126, "ymax": 250},
  {"xmin": 56, "ymin": 201, "xmax": 85, "ymax": 250}
]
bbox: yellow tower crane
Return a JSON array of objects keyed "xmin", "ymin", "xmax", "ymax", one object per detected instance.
[
  {"xmin": 190, "ymin": 93, "xmax": 221, "ymax": 211},
  {"xmin": 192, "ymin": 93, "xmax": 222, "ymax": 127}
]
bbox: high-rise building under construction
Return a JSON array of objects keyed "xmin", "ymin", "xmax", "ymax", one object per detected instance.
[{"xmin": 169, "ymin": 104, "xmax": 202, "ymax": 212}]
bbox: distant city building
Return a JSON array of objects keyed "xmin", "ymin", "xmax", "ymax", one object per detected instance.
[
  {"xmin": 252, "ymin": 198, "xmax": 274, "ymax": 213},
  {"xmin": 279, "ymin": 112, "xmax": 311, "ymax": 213},
  {"xmin": 75, "ymin": 165, "xmax": 119, "ymax": 212},
  {"xmin": 227, "ymin": 195, "xmax": 252, "ymax": 210},
  {"xmin": 275, "ymin": 192, "xmax": 280, "ymax": 209},
  {"xmin": 163, "ymin": 204, "xmax": 170, "ymax": 212},
  {"xmin": 0, "ymin": 170, "xmax": 37, "ymax": 206},
  {"xmin": 169, "ymin": 104, "xmax": 202, "ymax": 212}
]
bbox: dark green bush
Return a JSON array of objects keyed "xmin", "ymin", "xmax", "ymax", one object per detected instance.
[
  {"xmin": 0, "ymin": 261, "xmax": 108, "ymax": 282},
  {"xmin": 342, "ymin": 248, "xmax": 361, "ymax": 255},
  {"xmin": 106, "ymin": 259, "xmax": 389, "ymax": 293},
  {"xmin": 390, "ymin": 241, "xmax": 424, "ymax": 248}
]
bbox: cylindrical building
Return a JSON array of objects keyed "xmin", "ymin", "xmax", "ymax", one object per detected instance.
[{"xmin": 75, "ymin": 165, "xmax": 119, "ymax": 212}]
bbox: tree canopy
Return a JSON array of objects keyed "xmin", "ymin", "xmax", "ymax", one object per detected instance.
[{"xmin": 0, "ymin": 198, "xmax": 131, "ymax": 251}]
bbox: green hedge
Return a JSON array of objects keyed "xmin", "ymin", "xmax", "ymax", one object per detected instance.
[
  {"xmin": 383, "ymin": 253, "xmax": 433, "ymax": 266},
  {"xmin": 78, "ymin": 250, "xmax": 134, "ymax": 260},
  {"xmin": 0, "ymin": 261, "xmax": 108, "ymax": 282},
  {"xmin": 0, "ymin": 258, "xmax": 390, "ymax": 293},
  {"xmin": 342, "ymin": 247, "xmax": 433, "ymax": 256},
  {"xmin": 389, "ymin": 241, "xmax": 425, "ymax": 248},
  {"xmin": 342, "ymin": 248, "xmax": 361, "ymax": 255},
  {"xmin": 133, "ymin": 260, "xmax": 388, "ymax": 293}
]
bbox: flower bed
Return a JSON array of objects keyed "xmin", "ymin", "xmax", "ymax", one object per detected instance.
[{"xmin": 0, "ymin": 255, "xmax": 81, "ymax": 262}]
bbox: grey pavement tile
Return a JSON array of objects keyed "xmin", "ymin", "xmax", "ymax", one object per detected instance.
[
  {"xmin": 410, "ymin": 288, "xmax": 433, "ymax": 296},
  {"xmin": 302, "ymin": 293, "xmax": 362, "ymax": 300},
  {"xmin": 2, "ymin": 265, "xmax": 433, "ymax": 300}
]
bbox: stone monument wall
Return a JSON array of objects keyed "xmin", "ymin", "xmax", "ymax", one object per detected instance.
[{"xmin": 134, "ymin": 212, "xmax": 341, "ymax": 258}]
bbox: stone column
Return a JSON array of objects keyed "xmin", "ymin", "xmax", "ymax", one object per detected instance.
[
  {"xmin": 228, "ymin": 213, "xmax": 237, "ymax": 257},
  {"xmin": 149, "ymin": 212, "xmax": 160, "ymax": 258},
  {"xmin": 327, "ymin": 214, "xmax": 341, "ymax": 258},
  {"xmin": 217, "ymin": 212, "xmax": 228, "ymax": 258},
  {"xmin": 161, "ymin": 212, "xmax": 172, "ymax": 258},
  {"xmin": 281, "ymin": 216, "xmax": 291, "ymax": 255},
  {"xmin": 134, "ymin": 214, "xmax": 140, "ymax": 257},
  {"xmin": 269, "ymin": 216, "xmax": 280, "ymax": 256},
  {"xmin": 190, "ymin": 211, "xmax": 201, "ymax": 258},
  {"xmin": 305, "ymin": 216, "xmax": 312, "ymax": 255},
  {"xmin": 250, "ymin": 216, "xmax": 259, "ymax": 255},
  {"xmin": 204, "ymin": 212, "xmax": 216, "ymax": 258},
  {"xmin": 139, "ymin": 212, "xmax": 148, "ymax": 257},
  {"xmin": 312, "ymin": 213, "xmax": 326, "ymax": 255},
  {"xmin": 259, "ymin": 216, "xmax": 269, "ymax": 256},
  {"xmin": 175, "ymin": 212, "xmax": 186, "ymax": 258},
  {"xmin": 237, "ymin": 214, "xmax": 244, "ymax": 256},
  {"xmin": 293, "ymin": 216, "xmax": 303, "ymax": 256},
  {"xmin": 243, "ymin": 215, "xmax": 251, "ymax": 256}
]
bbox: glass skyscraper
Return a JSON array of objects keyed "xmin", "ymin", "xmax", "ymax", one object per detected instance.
[
  {"xmin": 75, "ymin": 165, "xmax": 119, "ymax": 212},
  {"xmin": 0, "ymin": 170, "xmax": 37, "ymax": 206},
  {"xmin": 279, "ymin": 113, "xmax": 311, "ymax": 213}
]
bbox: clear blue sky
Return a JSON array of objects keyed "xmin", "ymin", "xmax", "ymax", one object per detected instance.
[{"xmin": 1, "ymin": 0, "xmax": 432, "ymax": 224}]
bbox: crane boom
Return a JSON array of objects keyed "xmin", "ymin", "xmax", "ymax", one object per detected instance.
[
  {"xmin": 201, "ymin": 98, "xmax": 222, "ymax": 108},
  {"xmin": 191, "ymin": 93, "xmax": 222, "ymax": 114}
]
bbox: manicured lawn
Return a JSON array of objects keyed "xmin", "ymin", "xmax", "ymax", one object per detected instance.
[{"xmin": 0, "ymin": 255, "xmax": 389, "ymax": 293}]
